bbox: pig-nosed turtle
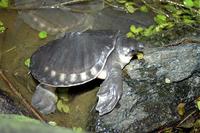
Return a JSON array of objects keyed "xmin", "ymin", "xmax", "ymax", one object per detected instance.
[{"xmin": 30, "ymin": 30, "xmax": 144, "ymax": 115}]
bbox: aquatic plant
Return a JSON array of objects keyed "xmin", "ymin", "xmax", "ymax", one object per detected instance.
[
  {"xmin": 24, "ymin": 58, "xmax": 31, "ymax": 68},
  {"xmin": 38, "ymin": 31, "xmax": 48, "ymax": 39},
  {"xmin": 106, "ymin": 0, "xmax": 200, "ymax": 40},
  {"xmin": 0, "ymin": 21, "xmax": 6, "ymax": 33}
]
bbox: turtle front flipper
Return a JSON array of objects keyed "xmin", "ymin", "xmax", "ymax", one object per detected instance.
[
  {"xmin": 96, "ymin": 64, "xmax": 122, "ymax": 115},
  {"xmin": 31, "ymin": 84, "xmax": 57, "ymax": 114}
]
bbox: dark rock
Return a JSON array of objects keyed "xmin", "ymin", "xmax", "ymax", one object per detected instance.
[
  {"xmin": 0, "ymin": 89, "xmax": 30, "ymax": 116},
  {"xmin": 88, "ymin": 43, "xmax": 200, "ymax": 133}
]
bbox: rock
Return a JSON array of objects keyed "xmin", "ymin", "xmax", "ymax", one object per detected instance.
[
  {"xmin": 88, "ymin": 42, "xmax": 200, "ymax": 133},
  {"xmin": 0, "ymin": 90, "xmax": 30, "ymax": 115}
]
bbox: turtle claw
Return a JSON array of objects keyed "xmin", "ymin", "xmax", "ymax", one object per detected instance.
[
  {"xmin": 96, "ymin": 69, "xmax": 122, "ymax": 115},
  {"xmin": 32, "ymin": 84, "xmax": 57, "ymax": 114}
]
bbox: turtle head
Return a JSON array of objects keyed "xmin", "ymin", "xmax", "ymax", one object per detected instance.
[{"xmin": 116, "ymin": 36, "xmax": 144, "ymax": 65}]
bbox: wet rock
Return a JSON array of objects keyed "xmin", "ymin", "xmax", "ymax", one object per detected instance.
[
  {"xmin": 88, "ymin": 43, "xmax": 200, "ymax": 133},
  {"xmin": 0, "ymin": 89, "xmax": 30, "ymax": 116}
]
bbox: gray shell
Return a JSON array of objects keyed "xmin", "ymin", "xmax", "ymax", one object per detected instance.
[{"xmin": 30, "ymin": 30, "xmax": 119, "ymax": 87}]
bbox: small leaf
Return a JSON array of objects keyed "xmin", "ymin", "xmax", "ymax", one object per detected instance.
[
  {"xmin": 56, "ymin": 99, "xmax": 70, "ymax": 113},
  {"xmin": 130, "ymin": 25, "xmax": 136, "ymax": 33},
  {"xmin": 154, "ymin": 14, "xmax": 167, "ymax": 24},
  {"xmin": 177, "ymin": 102, "xmax": 185, "ymax": 116},
  {"xmin": 196, "ymin": 97, "xmax": 200, "ymax": 110},
  {"xmin": 24, "ymin": 58, "xmax": 31, "ymax": 68},
  {"xmin": 143, "ymin": 25, "xmax": 155, "ymax": 37},
  {"xmin": 183, "ymin": 0, "xmax": 194, "ymax": 8},
  {"xmin": 116, "ymin": 0, "xmax": 126, "ymax": 4},
  {"xmin": 126, "ymin": 32, "xmax": 134, "ymax": 38},
  {"xmin": 125, "ymin": 2, "xmax": 136, "ymax": 13},
  {"xmin": 126, "ymin": 5, "xmax": 135, "ymax": 13},
  {"xmin": 0, "ymin": 20, "xmax": 6, "ymax": 33},
  {"xmin": 140, "ymin": 5, "xmax": 148, "ymax": 12},
  {"xmin": 38, "ymin": 31, "xmax": 48, "ymax": 39}
]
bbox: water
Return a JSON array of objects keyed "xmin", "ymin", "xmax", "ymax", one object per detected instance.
[{"xmin": 0, "ymin": 1, "xmax": 155, "ymax": 130}]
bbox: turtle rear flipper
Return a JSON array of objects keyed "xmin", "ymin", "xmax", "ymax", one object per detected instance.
[
  {"xmin": 96, "ymin": 64, "xmax": 122, "ymax": 115},
  {"xmin": 32, "ymin": 84, "xmax": 57, "ymax": 114}
]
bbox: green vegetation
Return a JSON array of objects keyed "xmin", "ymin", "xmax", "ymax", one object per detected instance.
[
  {"xmin": 0, "ymin": 0, "xmax": 9, "ymax": 8},
  {"xmin": 106, "ymin": 0, "xmax": 200, "ymax": 40},
  {"xmin": 24, "ymin": 58, "xmax": 31, "ymax": 68},
  {"xmin": 38, "ymin": 31, "xmax": 48, "ymax": 39},
  {"xmin": 56, "ymin": 94, "xmax": 70, "ymax": 113},
  {"xmin": 196, "ymin": 97, "xmax": 200, "ymax": 110},
  {"xmin": 0, "ymin": 21, "xmax": 6, "ymax": 33}
]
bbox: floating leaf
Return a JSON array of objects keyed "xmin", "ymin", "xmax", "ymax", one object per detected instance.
[
  {"xmin": 125, "ymin": 2, "xmax": 136, "ymax": 13},
  {"xmin": 56, "ymin": 100, "xmax": 70, "ymax": 113},
  {"xmin": 143, "ymin": 25, "xmax": 155, "ymax": 37},
  {"xmin": 196, "ymin": 97, "xmax": 200, "ymax": 110},
  {"xmin": 24, "ymin": 58, "xmax": 31, "ymax": 68},
  {"xmin": 126, "ymin": 31, "xmax": 134, "ymax": 38},
  {"xmin": 130, "ymin": 25, "xmax": 136, "ymax": 33},
  {"xmin": 154, "ymin": 14, "xmax": 167, "ymax": 24},
  {"xmin": 140, "ymin": 5, "xmax": 148, "ymax": 12},
  {"xmin": 183, "ymin": 0, "xmax": 194, "ymax": 8},
  {"xmin": 38, "ymin": 31, "xmax": 48, "ymax": 39},
  {"xmin": 0, "ymin": 21, "xmax": 6, "ymax": 33}
]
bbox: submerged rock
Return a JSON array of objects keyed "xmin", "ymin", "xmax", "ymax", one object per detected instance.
[{"xmin": 88, "ymin": 42, "xmax": 200, "ymax": 133}]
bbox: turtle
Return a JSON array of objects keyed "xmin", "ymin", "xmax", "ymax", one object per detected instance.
[{"xmin": 30, "ymin": 30, "xmax": 144, "ymax": 115}]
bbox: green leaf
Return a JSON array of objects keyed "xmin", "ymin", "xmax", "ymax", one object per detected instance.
[
  {"xmin": 130, "ymin": 25, "xmax": 136, "ymax": 33},
  {"xmin": 196, "ymin": 99, "xmax": 200, "ymax": 110},
  {"xmin": 126, "ymin": 32, "xmax": 135, "ymax": 38},
  {"xmin": 183, "ymin": 0, "xmax": 194, "ymax": 8},
  {"xmin": 116, "ymin": 0, "xmax": 126, "ymax": 4},
  {"xmin": 56, "ymin": 100, "xmax": 70, "ymax": 113},
  {"xmin": 24, "ymin": 58, "xmax": 31, "ymax": 68},
  {"xmin": 143, "ymin": 25, "xmax": 155, "ymax": 37},
  {"xmin": 154, "ymin": 14, "xmax": 167, "ymax": 24},
  {"xmin": 0, "ymin": 0, "xmax": 9, "ymax": 8},
  {"xmin": 140, "ymin": 5, "xmax": 148, "ymax": 13},
  {"xmin": 125, "ymin": 2, "xmax": 136, "ymax": 13},
  {"xmin": 194, "ymin": 0, "xmax": 200, "ymax": 8},
  {"xmin": 38, "ymin": 31, "xmax": 48, "ymax": 39},
  {"xmin": 0, "ymin": 20, "xmax": 6, "ymax": 33},
  {"xmin": 125, "ymin": 5, "xmax": 135, "ymax": 13}
]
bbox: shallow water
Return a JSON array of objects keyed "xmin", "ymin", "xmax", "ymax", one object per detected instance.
[
  {"xmin": 0, "ymin": 2, "xmax": 155, "ymax": 130},
  {"xmin": 0, "ymin": 9, "xmax": 99, "ymax": 129}
]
